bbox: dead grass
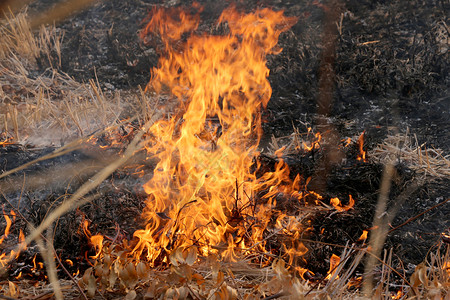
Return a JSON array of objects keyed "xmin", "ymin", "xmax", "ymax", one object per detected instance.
[
  {"xmin": 268, "ymin": 125, "xmax": 450, "ymax": 180},
  {"xmin": 0, "ymin": 12, "xmax": 129, "ymax": 147},
  {"xmin": 0, "ymin": 7, "xmax": 449, "ymax": 300},
  {"xmin": 371, "ymin": 130, "xmax": 450, "ymax": 179},
  {"xmin": 4, "ymin": 240, "xmax": 447, "ymax": 299}
]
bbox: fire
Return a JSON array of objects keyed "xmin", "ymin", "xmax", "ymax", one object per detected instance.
[
  {"xmin": 356, "ymin": 131, "xmax": 367, "ymax": 162},
  {"xmin": 0, "ymin": 5, "xmax": 366, "ymax": 288},
  {"xmin": 65, "ymin": 259, "xmax": 74, "ymax": 267},
  {"xmin": 391, "ymin": 290, "xmax": 404, "ymax": 299},
  {"xmin": 0, "ymin": 210, "xmax": 14, "ymax": 245},
  {"xmin": 31, "ymin": 254, "xmax": 44, "ymax": 272},
  {"xmin": 0, "ymin": 212, "xmax": 26, "ymax": 269},
  {"xmin": 132, "ymin": 5, "xmax": 298, "ymax": 263},
  {"xmin": 0, "ymin": 132, "xmax": 13, "ymax": 146},
  {"xmin": 357, "ymin": 230, "xmax": 368, "ymax": 241},
  {"xmin": 78, "ymin": 214, "xmax": 104, "ymax": 260},
  {"xmin": 347, "ymin": 276, "xmax": 362, "ymax": 288},
  {"xmin": 14, "ymin": 271, "xmax": 22, "ymax": 280},
  {"xmin": 302, "ymin": 131, "xmax": 322, "ymax": 151},
  {"xmin": 343, "ymin": 137, "xmax": 352, "ymax": 147},
  {"xmin": 330, "ymin": 195, "xmax": 355, "ymax": 212},
  {"xmin": 325, "ymin": 253, "xmax": 340, "ymax": 280},
  {"xmin": 443, "ymin": 259, "xmax": 450, "ymax": 277},
  {"xmin": 90, "ymin": 235, "xmax": 104, "ymax": 260}
]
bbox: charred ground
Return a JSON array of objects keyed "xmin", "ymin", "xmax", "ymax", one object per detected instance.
[{"xmin": 1, "ymin": 0, "xmax": 449, "ymax": 284}]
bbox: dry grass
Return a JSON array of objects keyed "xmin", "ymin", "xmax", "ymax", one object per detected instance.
[
  {"xmin": 0, "ymin": 12, "xmax": 128, "ymax": 147},
  {"xmin": 371, "ymin": 130, "xmax": 450, "ymax": 179},
  {"xmin": 268, "ymin": 126, "xmax": 450, "ymax": 180},
  {"xmin": 0, "ymin": 8, "xmax": 449, "ymax": 300},
  {"xmin": 5, "ymin": 239, "xmax": 447, "ymax": 299}
]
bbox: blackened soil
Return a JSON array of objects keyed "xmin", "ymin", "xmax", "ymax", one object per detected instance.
[
  {"xmin": 28, "ymin": 0, "xmax": 449, "ymax": 149},
  {"xmin": 3, "ymin": 0, "xmax": 448, "ymax": 276}
]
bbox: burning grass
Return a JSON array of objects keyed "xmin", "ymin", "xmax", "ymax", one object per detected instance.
[{"xmin": 0, "ymin": 3, "xmax": 449, "ymax": 299}]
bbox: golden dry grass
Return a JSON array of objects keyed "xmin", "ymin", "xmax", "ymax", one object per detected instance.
[
  {"xmin": 0, "ymin": 8, "xmax": 448, "ymax": 300},
  {"xmin": 371, "ymin": 130, "xmax": 450, "ymax": 179},
  {"xmin": 0, "ymin": 12, "xmax": 128, "ymax": 147}
]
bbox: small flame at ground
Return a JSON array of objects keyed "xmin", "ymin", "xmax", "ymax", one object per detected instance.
[
  {"xmin": 391, "ymin": 290, "xmax": 404, "ymax": 299},
  {"xmin": 325, "ymin": 253, "xmax": 341, "ymax": 280},
  {"xmin": 0, "ymin": 210, "xmax": 14, "ymax": 245},
  {"xmin": 357, "ymin": 131, "xmax": 367, "ymax": 162},
  {"xmin": 358, "ymin": 230, "xmax": 368, "ymax": 241},
  {"xmin": 330, "ymin": 195, "xmax": 355, "ymax": 212}
]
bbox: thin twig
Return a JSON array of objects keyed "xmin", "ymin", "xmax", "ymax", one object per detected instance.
[
  {"xmin": 304, "ymin": 246, "xmax": 356, "ymax": 296},
  {"xmin": 363, "ymin": 163, "xmax": 395, "ymax": 296},
  {"xmin": 186, "ymin": 284, "xmax": 202, "ymax": 300},
  {"xmin": 34, "ymin": 228, "xmax": 63, "ymax": 300},
  {"xmin": 261, "ymin": 292, "xmax": 287, "ymax": 300},
  {"xmin": 388, "ymin": 198, "xmax": 450, "ymax": 234},
  {"xmin": 53, "ymin": 249, "xmax": 88, "ymax": 299},
  {"xmin": 363, "ymin": 248, "xmax": 414, "ymax": 293},
  {"xmin": 29, "ymin": 0, "xmax": 99, "ymax": 29}
]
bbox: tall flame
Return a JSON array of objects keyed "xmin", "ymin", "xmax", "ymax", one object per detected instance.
[
  {"xmin": 132, "ymin": 6, "xmax": 298, "ymax": 263},
  {"xmin": 357, "ymin": 131, "xmax": 367, "ymax": 162}
]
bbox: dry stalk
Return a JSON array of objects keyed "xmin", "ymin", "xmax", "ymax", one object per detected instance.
[
  {"xmin": 63, "ymin": 99, "xmax": 84, "ymax": 136},
  {"xmin": 380, "ymin": 249, "xmax": 393, "ymax": 298},
  {"xmin": 88, "ymin": 78, "xmax": 108, "ymax": 125},
  {"xmin": 410, "ymin": 241, "xmax": 449, "ymax": 298},
  {"xmin": 38, "ymin": 25, "xmax": 63, "ymax": 68},
  {"xmin": 0, "ymin": 159, "xmax": 107, "ymax": 195},
  {"xmin": 7, "ymin": 104, "xmax": 19, "ymax": 140},
  {"xmin": 326, "ymin": 246, "xmax": 366, "ymax": 298},
  {"xmin": 0, "ymin": 12, "xmax": 38, "ymax": 62},
  {"xmin": 34, "ymin": 227, "xmax": 64, "ymax": 300},
  {"xmin": 0, "ymin": 1, "xmax": 33, "ymax": 15},
  {"xmin": 362, "ymin": 162, "xmax": 395, "ymax": 296},
  {"xmin": 6, "ymin": 115, "xmax": 158, "ymax": 267},
  {"xmin": 0, "ymin": 138, "xmax": 84, "ymax": 179}
]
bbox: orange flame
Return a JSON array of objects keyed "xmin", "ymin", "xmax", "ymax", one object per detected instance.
[
  {"xmin": 0, "ymin": 210, "xmax": 15, "ymax": 245},
  {"xmin": 302, "ymin": 132, "xmax": 322, "ymax": 151},
  {"xmin": 330, "ymin": 195, "xmax": 355, "ymax": 212},
  {"xmin": 132, "ymin": 6, "xmax": 298, "ymax": 264},
  {"xmin": 347, "ymin": 276, "xmax": 362, "ymax": 288},
  {"xmin": 343, "ymin": 137, "xmax": 351, "ymax": 147},
  {"xmin": 356, "ymin": 131, "xmax": 367, "ymax": 162},
  {"xmin": 15, "ymin": 271, "xmax": 22, "ymax": 280},
  {"xmin": 391, "ymin": 290, "xmax": 404, "ymax": 299},
  {"xmin": 0, "ymin": 133, "xmax": 13, "ymax": 146},
  {"xmin": 358, "ymin": 230, "xmax": 368, "ymax": 241},
  {"xmin": 81, "ymin": 219, "xmax": 91, "ymax": 238},
  {"xmin": 443, "ymin": 257, "xmax": 450, "ymax": 277},
  {"xmin": 325, "ymin": 253, "xmax": 341, "ymax": 280},
  {"xmin": 0, "ymin": 213, "xmax": 26, "ymax": 268},
  {"xmin": 65, "ymin": 259, "xmax": 74, "ymax": 267},
  {"xmin": 90, "ymin": 235, "xmax": 104, "ymax": 260}
]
